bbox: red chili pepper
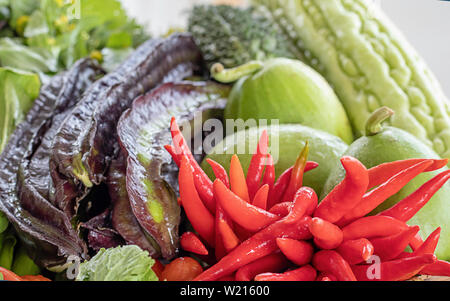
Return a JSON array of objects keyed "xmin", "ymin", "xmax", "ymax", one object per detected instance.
[
  {"xmin": 312, "ymin": 250, "xmax": 357, "ymax": 281},
  {"xmin": 0, "ymin": 267, "xmax": 23, "ymax": 281},
  {"xmin": 180, "ymin": 232, "xmax": 209, "ymax": 256},
  {"xmin": 267, "ymin": 162, "xmax": 318, "ymax": 209},
  {"xmin": 216, "ymin": 274, "xmax": 236, "ymax": 281},
  {"xmin": 235, "ymin": 252, "xmax": 289, "ymax": 281},
  {"xmin": 214, "ymin": 204, "xmax": 230, "ymax": 260},
  {"xmin": 337, "ymin": 160, "xmax": 433, "ymax": 226},
  {"xmin": 262, "ymin": 154, "xmax": 275, "ymax": 190},
  {"xmin": 164, "ymin": 144, "xmax": 181, "ymax": 166},
  {"xmin": 398, "ymin": 227, "xmax": 441, "ymax": 259},
  {"xmin": 352, "ymin": 254, "xmax": 437, "ymax": 281},
  {"xmin": 230, "ymin": 155, "xmax": 250, "ymax": 203},
  {"xmin": 217, "ymin": 217, "xmax": 240, "ymax": 252},
  {"xmin": 252, "ymin": 184, "xmax": 269, "ymax": 210},
  {"xmin": 367, "ymin": 158, "xmax": 448, "ymax": 189},
  {"xmin": 206, "ymin": 158, "xmax": 230, "ymax": 188},
  {"xmin": 378, "ymin": 170, "xmax": 450, "ymax": 222},
  {"xmin": 246, "ymin": 131, "xmax": 269, "ymax": 201},
  {"xmin": 281, "ymin": 143, "xmax": 309, "ymax": 203},
  {"xmin": 420, "ymin": 260, "xmax": 450, "ymax": 277},
  {"xmin": 178, "ymin": 157, "xmax": 215, "ymax": 246},
  {"xmin": 336, "ymin": 238, "xmax": 374, "ymax": 265},
  {"xmin": 342, "ymin": 216, "xmax": 408, "ymax": 241},
  {"xmin": 276, "ymin": 238, "xmax": 314, "ymax": 266},
  {"xmin": 309, "ymin": 217, "xmax": 343, "ymax": 250},
  {"xmin": 370, "ymin": 225, "xmax": 420, "ymax": 261},
  {"xmin": 194, "ymin": 215, "xmax": 312, "ymax": 281},
  {"xmin": 170, "ymin": 118, "xmax": 215, "ymax": 213},
  {"xmin": 315, "ymin": 156, "xmax": 369, "ymax": 223},
  {"xmin": 269, "ymin": 202, "xmax": 292, "ymax": 217},
  {"xmin": 254, "ymin": 265, "xmax": 317, "ymax": 281},
  {"xmin": 213, "ymin": 179, "xmax": 280, "ymax": 232},
  {"xmin": 284, "ymin": 187, "xmax": 318, "ymax": 224}
]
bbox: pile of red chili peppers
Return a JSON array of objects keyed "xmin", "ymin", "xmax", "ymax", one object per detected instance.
[{"xmin": 165, "ymin": 117, "xmax": 450, "ymax": 281}]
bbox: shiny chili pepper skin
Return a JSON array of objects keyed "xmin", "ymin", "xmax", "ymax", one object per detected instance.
[
  {"xmin": 316, "ymin": 272, "xmax": 337, "ymax": 281},
  {"xmin": 336, "ymin": 238, "xmax": 374, "ymax": 265},
  {"xmin": 337, "ymin": 160, "xmax": 433, "ymax": 226},
  {"xmin": 342, "ymin": 216, "xmax": 408, "ymax": 241},
  {"xmin": 230, "ymin": 155, "xmax": 250, "ymax": 203},
  {"xmin": 352, "ymin": 254, "xmax": 437, "ymax": 281},
  {"xmin": 246, "ymin": 131, "xmax": 269, "ymax": 201},
  {"xmin": 367, "ymin": 158, "xmax": 448, "ymax": 189},
  {"xmin": 0, "ymin": 267, "xmax": 23, "ymax": 281},
  {"xmin": 269, "ymin": 202, "xmax": 292, "ymax": 217},
  {"xmin": 267, "ymin": 162, "xmax": 319, "ymax": 209},
  {"xmin": 315, "ymin": 157, "xmax": 369, "ymax": 223},
  {"xmin": 309, "ymin": 217, "xmax": 343, "ymax": 250},
  {"xmin": 170, "ymin": 118, "xmax": 215, "ymax": 213},
  {"xmin": 181, "ymin": 232, "xmax": 209, "ymax": 256},
  {"xmin": 213, "ymin": 179, "xmax": 280, "ymax": 232},
  {"xmin": 420, "ymin": 259, "xmax": 450, "ymax": 277},
  {"xmin": 398, "ymin": 227, "xmax": 441, "ymax": 259},
  {"xmin": 378, "ymin": 170, "xmax": 450, "ymax": 222},
  {"xmin": 282, "ymin": 143, "xmax": 309, "ymax": 203},
  {"xmin": 178, "ymin": 158, "xmax": 215, "ymax": 246},
  {"xmin": 262, "ymin": 154, "xmax": 276, "ymax": 191},
  {"xmin": 312, "ymin": 250, "xmax": 356, "ymax": 281},
  {"xmin": 235, "ymin": 252, "xmax": 289, "ymax": 281},
  {"xmin": 370, "ymin": 226, "xmax": 420, "ymax": 261},
  {"xmin": 217, "ymin": 218, "xmax": 240, "ymax": 252},
  {"xmin": 206, "ymin": 158, "xmax": 230, "ymax": 188},
  {"xmin": 284, "ymin": 187, "xmax": 318, "ymax": 224},
  {"xmin": 276, "ymin": 238, "xmax": 314, "ymax": 266},
  {"xmin": 255, "ymin": 265, "xmax": 317, "ymax": 281},
  {"xmin": 252, "ymin": 184, "xmax": 269, "ymax": 210},
  {"xmin": 194, "ymin": 215, "xmax": 312, "ymax": 281}
]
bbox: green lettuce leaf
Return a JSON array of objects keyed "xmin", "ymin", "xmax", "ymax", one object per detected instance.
[
  {"xmin": 76, "ymin": 245, "xmax": 158, "ymax": 281},
  {"xmin": 0, "ymin": 67, "xmax": 41, "ymax": 152}
]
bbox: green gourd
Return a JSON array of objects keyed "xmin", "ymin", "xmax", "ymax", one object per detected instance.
[
  {"xmin": 212, "ymin": 58, "xmax": 354, "ymax": 144},
  {"xmin": 255, "ymin": 0, "xmax": 450, "ymax": 162},
  {"xmin": 322, "ymin": 107, "xmax": 450, "ymax": 260}
]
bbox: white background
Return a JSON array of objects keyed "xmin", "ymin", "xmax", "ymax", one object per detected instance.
[{"xmin": 121, "ymin": 0, "xmax": 450, "ymax": 96}]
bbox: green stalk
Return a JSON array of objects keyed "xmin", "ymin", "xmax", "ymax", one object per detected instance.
[
  {"xmin": 0, "ymin": 232, "xmax": 16, "ymax": 270},
  {"xmin": 210, "ymin": 60, "xmax": 264, "ymax": 83},
  {"xmin": 365, "ymin": 106, "xmax": 395, "ymax": 136}
]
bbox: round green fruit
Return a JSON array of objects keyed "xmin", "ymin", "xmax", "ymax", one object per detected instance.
[
  {"xmin": 202, "ymin": 124, "xmax": 348, "ymax": 197},
  {"xmin": 220, "ymin": 58, "xmax": 354, "ymax": 144},
  {"xmin": 322, "ymin": 108, "xmax": 450, "ymax": 260}
]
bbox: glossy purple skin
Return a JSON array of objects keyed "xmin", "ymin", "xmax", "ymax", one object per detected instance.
[{"xmin": 0, "ymin": 59, "xmax": 104, "ymax": 268}]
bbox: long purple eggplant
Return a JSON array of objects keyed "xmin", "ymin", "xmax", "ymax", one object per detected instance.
[
  {"xmin": 50, "ymin": 34, "xmax": 203, "ymax": 194},
  {"xmin": 0, "ymin": 59, "xmax": 104, "ymax": 269},
  {"xmin": 117, "ymin": 81, "xmax": 229, "ymax": 259}
]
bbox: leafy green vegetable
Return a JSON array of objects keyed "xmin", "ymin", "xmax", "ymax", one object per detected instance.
[
  {"xmin": 76, "ymin": 245, "xmax": 158, "ymax": 281},
  {"xmin": 0, "ymin": 230, "xmax": 16, "ymax": 270},
  {"xmin": 11, "ymin": 245, "xmax": 41, "ymax": 276},
  {"xmin": 0, "ymin": 67, "xmax": 41, "ymax": 152}
]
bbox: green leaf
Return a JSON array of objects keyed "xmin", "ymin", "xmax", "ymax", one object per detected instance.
[
  {"xmin": 0, "ymin": 211, "xmax": 7, "ymax": 234},
  {"xmin": 0, "ymin": 37, "xmax": 58, "ymax": 73},
  {"xmin": 76, "ymin": 245, "xmax": 158, "ymax": 281},
  {"xmin": 0, "ymin": 231, "xmax": 16, "ymax": 270},
  {"xmin": 0, "ymin": 67, "xmax": 41, "ymax": 152},
  {"xmin": 11, "ymin": 245, "xmax": 41, "ymax": 276},
  {"xmin": 9, "ymin": 0, "xmax": 40, "ymax": 29},
  {"xmin": 106, "ymin": 31, "xmax": 132, "ymax": 49}
]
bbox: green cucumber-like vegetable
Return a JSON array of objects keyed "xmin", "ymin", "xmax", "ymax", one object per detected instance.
[
  {"xmin": 255, "ymin": 0, "xmax": 450, "ymax": 161},
  {"xmin": 212, "ymin": 58, "xmax": 354, "ymax": 144},
  {"xmin": 187, "ymin": 5, "xmax": 299, "ymax": 69}
]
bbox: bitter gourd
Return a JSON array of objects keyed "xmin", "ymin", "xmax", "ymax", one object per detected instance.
[
  {"xmin": 188, "ymin": 5, "xmax": 300, "ymax": 68},
  {"xmin": 255, "ymin": 0, "xmax": 450, "ymax": 160}
]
